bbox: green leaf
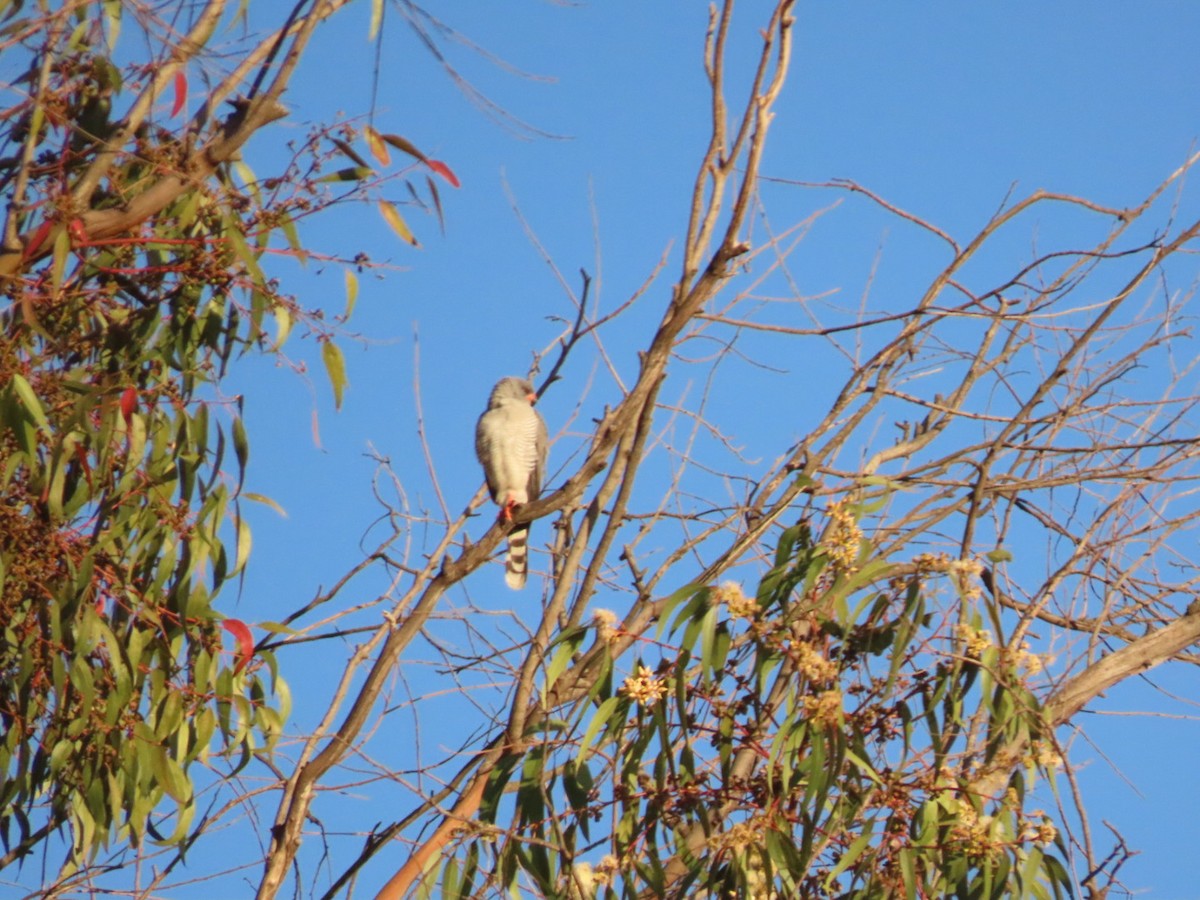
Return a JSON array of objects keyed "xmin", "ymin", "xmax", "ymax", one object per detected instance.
[
  {"xmin": 232, "ymin": 415, "xmax": 249, "ymax": 489},
  {"xmin": 154, "ymin": 692, "xmax": 184, "ymax": 742},
  {"xmin": 578, "ymin": 695, "xmax": 623, "ymax": 762},
  {"xmin": 71, "ymin": 793, "xmax": 96, "ymax": 860},
  {"xmin": 842, "ymin": 747, "xmax": 882, "ymax": 784},
  {"xmin": 516, "ymin": 748, "xmax": 547, "ymax": 826},
  {"xmin": 224, "ymin": 215, "xmax": 263, "ymax": 270},
  {"xmin": 706, "ymin": 623, "xmax": 731, "ymax": 683},
  {"xmin": 545, "ymin": 626, "xmax": 586, "ymax": 695},
  {"xmin": 190, "ymin": 709, "xmax": 216, "ymax": 764},
  {"xmin": 562, "ymin": 758, "xmax": 593, "ymax": 816},
  {"xmin": 696, "ymin": 604, "xmax": 719, "ymax": 680},
  {"xmin": 656, "ymin": 583, "xmax": 705, "ymax": 639},
  {"xmin": 148, "ymin": 743, "xmax": 190, "ymax": 803},
  {"xmin": 443, "ymin": 857, "xmax": 461, "ymax": 900},
  {"xmin": 9, "ymin": 373, "xmax": 48, "ymax": 429},
  {"xmin": 272, "ymin": 674, "xmax": 292, "ymax": 723},
  {"xmin": 322, "ymin": 340, "xmax": 348, "ymax": 410},
  {"xmin": 161, "ymin": 793, "xmax": 196, "ymax": 845},
  {"xmin": 824, "ymin": 828, "xmax": 874, "ymax": 888}
]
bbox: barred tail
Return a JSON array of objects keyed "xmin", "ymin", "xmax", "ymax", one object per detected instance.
[{"xmin": 505, "ymin": 523, "xmax": 531, "ymax": 590}]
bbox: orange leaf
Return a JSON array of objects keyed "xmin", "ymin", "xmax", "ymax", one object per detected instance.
[
  {"xmin": 171, "ymin": 70, "xmax": 187, "ymax": 118},
  {"xmin": 222, "ymin": 619, "xmax": 255, "ymax": 673},
  {"xmin": 364, "ymin": 125, "xmax": 391, "ymax": 166},
  {"xmin": 425, "ymin": 158, "xmax": 460, "ymax": 188}
]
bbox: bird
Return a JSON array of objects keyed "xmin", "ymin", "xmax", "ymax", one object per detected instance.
[{"xmin": 475, "ymin": 377, "xmax": 548, "ymax": 589}]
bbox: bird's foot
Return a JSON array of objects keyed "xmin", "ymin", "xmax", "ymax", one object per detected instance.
[{"xmin": 500, "ymin": 498, "xmax": 518, "ymax": 522}]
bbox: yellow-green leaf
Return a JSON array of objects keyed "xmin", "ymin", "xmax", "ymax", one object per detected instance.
[
  {"xmin": 379, "ymin": 200, "xmax": 418, "ymax": 246},
  {"xmin": 280, "ymin": 213, "xmax": 306, "ymax": 265},
  {"xmin": 368, "ymin": 0, "xmax": 384, "ymax": 41},
  {"xmin": 50, "ymin": 227, "xmax": 70, "ymax": 295},
  {"xmin": 231, "ymin": 514, "xmax": 252, "ymax": 575},
  {"xmin": 322, "ymin": 340, "xmax": 348, "ymax": 410},
  {"xmin": 102, "ymin": 0, "xmax": 121, "ymax": 49},
  {"xmin": 344, "ymin": 268, "xmax": 358, "ymax": 320},
  {"xmin": 256, "ymin": 620, "xmax": 301, "ymax": 636},
  {"xmin": 29, "ymin": 101, "xmax": 44, "ymax": 146},
  {"xmin": 232, "ymin": 160, "xmax": 262, "ymax": 210},
  {"xmin": 242, "ymin": 492, "xmax": 287, "ymax": 517},
  {"xmin": 149, "ymin": 743, "xmax": 191, "ymax": 803},
  {"xmin": 272, "ymin": 304, "xmax": 292, "ymax": 349},
  {"xmin": 317, "ymin": 166, "xmax": 373, "ymax": 183}
]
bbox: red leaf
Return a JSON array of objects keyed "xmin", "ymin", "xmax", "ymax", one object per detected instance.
[
  {"xmin": 425, "ymin": 158, "xmax": 460, "ymax": 188},
  {"xmin": 23, "ymin": 220, "xmax": 53, "ymax": 260},
  {"xmin": 74, "ymin": 442, "xmax": 93, "ymax": 489},
  {"xmin": 222, "ymin": 619, "xmax": 255, "ymax": 673},
  {"xmin": 171, "ymin": 70, "xmax": 187, "ymax": 118},
  {"xmin": 119, "ymin": 386, "xmax": 138, "ymax": 425}
]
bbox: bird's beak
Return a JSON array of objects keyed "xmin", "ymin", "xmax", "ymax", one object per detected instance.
[{"xmin": 527, "ymin": 392, "xmax": 537, "ymax": 404}]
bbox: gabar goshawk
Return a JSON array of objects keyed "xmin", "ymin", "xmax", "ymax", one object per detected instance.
[{"xmin": 475, "ymin": 377, "xmax": 548, "ymax": 589}]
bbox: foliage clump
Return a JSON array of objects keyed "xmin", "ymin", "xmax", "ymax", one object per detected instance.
[{"xmin": 457, "ymin": 506, "xmax": 1071, "ymax": 899}]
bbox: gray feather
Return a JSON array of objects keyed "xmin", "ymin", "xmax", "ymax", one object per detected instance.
[{"xmin": 475, "ymin": 377, "xmax": 549, "ymax": 589}]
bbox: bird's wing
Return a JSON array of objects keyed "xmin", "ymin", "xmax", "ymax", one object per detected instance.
[
  {"xmin": 527, "ymin": 408, "xmax": 549, "ymax": 500},
  {"xmin": 475, "ymin": 409, "xmax": 503, "ymax": 502}
]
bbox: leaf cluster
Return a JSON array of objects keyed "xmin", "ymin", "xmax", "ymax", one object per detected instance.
[
  {"xmin": 434, "ymin": 509, "xmax": 1071, "ymax": 899},
  {"xmin": 0, "ymin": 0, "xmax": 428, "ymax": 871}
]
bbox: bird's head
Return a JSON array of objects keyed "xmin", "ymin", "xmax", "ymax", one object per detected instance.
[{"xmin": 489, "ymin": 376, "xmax": 537, "ymax": 407}]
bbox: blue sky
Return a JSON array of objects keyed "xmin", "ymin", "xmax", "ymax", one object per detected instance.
[{"xmin": 190, "ymin": 2, "xmax": 1200, "ymax": 896}]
